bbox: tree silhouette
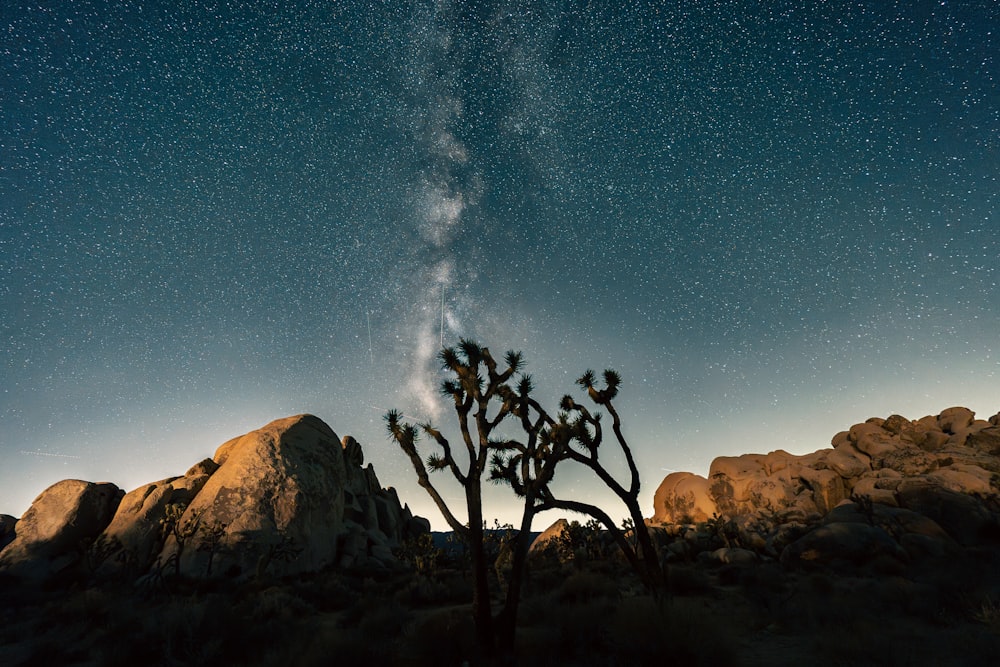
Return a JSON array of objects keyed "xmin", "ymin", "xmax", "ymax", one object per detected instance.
[
  {"xmin": 490, "ymin": 367, "xmax": 666, "ymax": 596},
  {"xmin": 386, "ymin": 340, "xmax": 663, "ymax": 656},
  {"xmin": 385, "ymin": 339, "xmax": 527, "ymax": 657}
]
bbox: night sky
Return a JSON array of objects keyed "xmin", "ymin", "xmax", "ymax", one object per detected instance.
[{"xmin": 3, "ymin": 1, "xmax": 998, "ymax": 528}]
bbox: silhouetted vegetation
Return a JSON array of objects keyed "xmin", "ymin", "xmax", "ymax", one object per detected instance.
[{"xmin": 385, "ymin": 340, "xmax": 668, "ymax": 656}]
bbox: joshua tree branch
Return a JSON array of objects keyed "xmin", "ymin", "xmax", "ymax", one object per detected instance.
[{"xmin": 421, "ymin": 423, "xmax": 467, "ymax": 485}]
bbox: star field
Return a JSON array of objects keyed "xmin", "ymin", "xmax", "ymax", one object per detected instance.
[{"xmin": 2, "ymin": 1, "xmax": 998, "ymax": 527}]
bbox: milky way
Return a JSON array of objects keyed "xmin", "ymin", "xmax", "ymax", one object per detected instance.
[{"xmin": 2, "ymin": 1, "xmax": 998, "ymax": 527}]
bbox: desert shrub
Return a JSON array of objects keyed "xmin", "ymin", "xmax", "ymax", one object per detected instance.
[
  {"xmin": 286, "ymin": 626, "xmax": 384, "ymax": 667},
  {"xmin": 397, "ymin": 572, "xmax": 471, "ymax": 607},
  {"xmin": 517, "ymin": 594, "xmax": 616, "ymax": 664},
  {"xmin": 514, "ymin": 569, "xmax": 624, "ymax": 664},
  {"xmin": 18, "ymin": 638, "xmax": 90, "ymax": 667},
  {"xmin": 400, "ymin": 607, "xmax": 478, "ymax": 665},
  {"xmin": 808, "ymin": 615, "xmax": 924, "ymax": 666},
  {"xmin": 556, "ymin": 570, "xmax": 621, "ymax": 605},
  {"xmin": 338, "ymin": 579, "xmax": 412, "ymax": 647},
  {"xmin": 288, "ymin": 572, "xmax": 356, "ymax": 612},
  {"xmin": 517, "ymin": 591, "xmax": 740, "ymax": 667},
  {"xmin": 738, "ymin": 563, "xmax": 791, "ymax": 621},
  {"xmin": 779, "ymin": 573, "xmax": 860, "ymax": 633},
  {"xmin": 358, "ymin": 598, "xmax": 411, "ymax": 638},
  {"xmin": 802, "ymin": 571, "xmax": 835, "ymax": 595},
  {"xmin": 667, "ymin": 565, "xmax": 713, "ymax": 596},
  {"xmin": 522, "ymin": 561, "xmax": 570, "ymax": 594},
  {"xmin": 251, "ymin": 586, "xmax": 316, "ymax": 621},
  {"xmin": 45, "ymin": 586, "xmax": 117, "ymax": 626},
  {"xmin": 395, "ymin": 532, "xmax": 446, "ymax": 575},
  {"xmin": 973, "ymin": 595, "xmax": 1000, "ymax": 633},
  {"xmin": 156, "ymin": 595, "xmax": 237, "ymax": 664},
  {"xmin": 716, "ymin": 563, "xmax": 744, "ymax": 586},
  {"xmin": 609, "ymin": 597, "xmax": 739, "ymax": 666}
]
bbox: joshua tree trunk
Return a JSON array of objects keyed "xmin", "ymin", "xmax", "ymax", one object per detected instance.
[
  {"xmin": 494, "ymin": 506, "xmax": 537, "ymax": 651},
  {"xmin": 466, "ymin": 482, "xmax": 495, "ymax": 656},
  {"xmin": 626, "ymin": 500, "xmax": 664, "ymax": 593}
]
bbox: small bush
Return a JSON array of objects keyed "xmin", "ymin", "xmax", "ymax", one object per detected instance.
[
  {"xmin": 609, "ymin": 597, "xmax": 740, "ymax": 666},
  {"xmin": 397, "ymin": 572, "xmax": 470, "ymax": 607},
  {"xmin": 667, "ymin": 565, "xmax": 713, "ymax": 596},
  {"xmin": 401, "ymin": 607, "xmax": 477, "ymax": 665},
  {"xmin": 556, "ymin": 570, "xmax": 621, "ymax": 605}
]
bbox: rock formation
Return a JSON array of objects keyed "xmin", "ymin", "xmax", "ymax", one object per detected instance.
[
  {"xmin": 0, "ymin": 480, "xmax": 122, "ymax": 580},
  {"xmin": 0, "ymin": 514, "xmax": 16, "ymax": 551},
  {"xmin": 529, "ymin": 518, "xmax": 574, "ymax": 564},
  {"xmin": 649, "ymin": 407, "xmax": 1000, "ymax": 568},
  {"xmin": 99, "ymin": 458, "xmax": 219, "ymax": 574},
  {"xmin": 0, "ymin": 415, "xmax": 428, "ymax": 581}
]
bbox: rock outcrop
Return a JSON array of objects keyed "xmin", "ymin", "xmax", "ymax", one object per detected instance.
[
  {"xmin": 99, "ymin": 458, "xmax": 219, "ymax": 574},
  {"xmin": 0, "ymin": 415, "xmax": 428, "ymax": 582},
  {"xmin": 650, "ymin": 407, "xmax": 1000, "ymax": 569},
  {"xmin": 0, "ymin": 480, "xmax": 122, "ymax": 580},
  {"xmin": 0, "ymin": 514, "xmax": 16, "ymax": 551},
  {"xmin": 158, "ymin": 414, "xmax": 347, "ymax": 578}
]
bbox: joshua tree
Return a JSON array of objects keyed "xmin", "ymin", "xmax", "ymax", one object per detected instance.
[
  {"xmin": 490, "ymin": 368, "xmax": 666, "ymax": 596},
  {"xmin": 387, "ymin": 340, "xmax": 663, "ymax": 656},
  {"xmin": 385, "ymin": 339, "xmax": 528, "ymax": 656},
  {"xmin": 559, "ymin": 369, "xmax": 665, "ymax": 590}
]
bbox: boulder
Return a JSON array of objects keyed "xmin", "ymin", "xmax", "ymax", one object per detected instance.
[
  {"xmin": 780, "ymin": 522, "xmax": 908, "ymax": 569},
  {"xmin": 652, "ymin": 472, "xmax": 717, "ymax": 523},
  {"xmin": 824, "ymin": 502, "xmax": 953, "ymax": 543},
  {"xmin": 896, "ymin": 482, "xmax": 1000, "ymax": 547},
  {"xmin": 851, "ymin": 476, "xmax": 899, "ymax": 507},
  {"xmin": 709, "ymin": 456, "xmax": 766, "ymax": 504},
  {"xmin": 529, "ymin": 518, "xmax": 574, "ymax": 563},
  {"xmin": 707, "ymin": 452, "xmax": 827, "ymax": 518},
  {"xmin": 100, "ymin": 479, "xmax": 175, "ymax": 572},
  {"xmin": 967, "ymin": 426, "xmax": 1000, "ymax": 456},
  {"xmin": 370, "ymin": 543, "xmax": 395, "ymax": 566},
  {"xmin": 879, "ymin": 445, "xmax": 939, "ymax": 477},
  {"xmin": 161, "ymin": 414, "xmax": 347, "ymax": 579},
  {"xmin": 926, "ymin": 464, "xmax": 994, "ymax": 496},
  {"xmin": 850, "ymin": 422, "xmax": 899, "ymax": 460},
  {"xmin": 404, "ymin": 515, "xmax": 432, "ymax": 540},
  {"xmin": 648, "ymin": 406, "xmax": 1000, "ymax": 568},
  {"xmin": 824, "ymin": 448, "xmax": 869, "ymax": 479},
  {"xmin": 0, "ymin": 480, "xmax": 122, "ymax": 580},
  {"xmin": 702, "ymin": 547, "xmax": 757, "ymax": 566},
  {"xmin": 797, "ymin": 467, "xmax": 845, "ymax": 514},
  {"xmin": 374, "ymin": 489, "xmax": 406, "ymax": 543},
  {"xmin": 342, "ymin": 435, "xmax": 364, "ymax": 468},
  {"xmin": 938, "ymin": 407, "xmax": 975, "ymax": 434},
  {"xmin": 169, "ymin": 458, "xmax": 219, "ymax": 504},
  {"xmin": 337, "ymin": 523, "xmax": 369, "ymax": 568},
  {"xmin": 0, "ymin": 514, "xmax": 17, "ymax": 552},
  {"xmin": 100, "ymin": 459, "xmax": 220, "ymax": 573}
]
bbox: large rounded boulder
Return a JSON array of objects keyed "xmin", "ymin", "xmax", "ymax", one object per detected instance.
[
  {"xmin": 0, "ymin": 479, "xmax": 122, "ymax": 580},
  {"xmin": 161, "ymin": 414, "xmax": 347, "ymax": 579},
  {"xmin": 98, "ymin": 458, "xmax": 220, "ymax": 573}
]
